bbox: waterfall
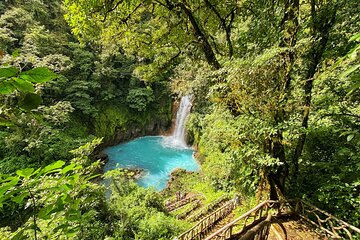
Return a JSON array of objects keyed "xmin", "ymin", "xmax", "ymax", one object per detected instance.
[{"xmin": 164, "ymin": 95, "xmax": 192, "ymax": 148}]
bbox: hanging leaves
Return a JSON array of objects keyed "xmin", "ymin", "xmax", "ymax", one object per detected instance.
[
  {"xmin": 0, "ymin": 66, "xmax": 58, "ymax": 95},
  {"xmin": 18, "ymin": 93, "xmax": 43, "ymax": 111},
  {"xmin": 0, "ymin": 67, "xmax": 19, "ymax": 78},
  {"xmin": 19, "ymin": 67, "xmax": 58, "ymax": 83}
]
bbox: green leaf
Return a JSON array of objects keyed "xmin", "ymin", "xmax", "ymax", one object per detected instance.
[
  {"xmin": 53, "ymin": 224, "xmax": 71, "ymax": 233},
  {"xmin": 11, "ymin": 229, "xmax": 25, "ymax": 240},
  {"xmin": 61, "ymin": 163, "xmax": 80, "ymax": 174},
  {"xmin": 10, "ymin": 78, "xmax": 35, "ymax": 92},
  {"xmin": 42, "ymin": 160, "xmax": 65, "ymax": 174},
  {"xmin": 340, "ymin": 64, "xmax": 360, "ymax": 79},
  {"xmin": 65, "ymin": 227, "xmax": 79, "ymax": 237},
  {"xmin": 0, "ymin": 176, "xmax": 19, "ymax": 196},
  {"xmin": 349, "ymin": 33, "xmax": 360, "ymax": 42},
  {"xmin": 347, "ymin": 134, "xmax": 354, "ymax": 142},
  {"xmin": 19, "ymin": 93, "xmax": 42, "ymax": 111},
  {"xmin": 11, "ymin": 192, "xmax": 29, "ymax": 204},
  {"xmin": 20, "ymin": 67, "xmax": 58, "ymax": 83},
  {"xmin": 0, "ymin": 67, "xmax": 18, "ymax": 79},
  {"xmin": 16, "ymin": 168, "xmax": 34, "ymax": 179},
  {"xmin": 38, "ymin": 204, "xmax": 61, "ymax": 220},
  {"xmin": 85, "ymin": 174, "xmax": 100, "ymax": 181},
  {"xmin": 0, "ymin": 81, "xmax": 16, "ymax": 94}
]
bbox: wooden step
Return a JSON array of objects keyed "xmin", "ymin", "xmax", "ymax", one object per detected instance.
[{"xmin": 166, "ymin": 193, "xmax": 200, "ymax": 212}]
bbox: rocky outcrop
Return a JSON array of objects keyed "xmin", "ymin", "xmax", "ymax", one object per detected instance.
[{"xmin": 105, "ymin": 117, "xmax": 170, "ymax": 146}]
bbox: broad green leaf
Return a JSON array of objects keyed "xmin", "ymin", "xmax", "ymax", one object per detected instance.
[
  {"xmin": 65, "ymin": 227, "xmax": 80, "ymax": 237},
  {"xmin": 347, "ymin": 134, "xmax": 354, "ymax": 142},
  {"xmin": 10, "ymin": 78, "xmax": 35, "ymax": 92},
  {"xmin": 11, "ymin": 229, "xmax": 25, "ymax": 240},
  {"xmin": 53, "ymin": 224, "xmax": 71, "ymax": 234},
  {"xmin": 346, "ymin": 76, "xmax": 360, "ymax": 96},
  {"xmin": 60, "ymin": 183, "xmax": 73, "ymax": 191},
  {"xmin": 0, "ymin": 177, "xmax": 19, "ymax": 196},
  {"xmin": 349, "ymin": 33, "xmax": 360, "ymax": 42},
  {"xmin": 0, "ymin": 67, "xmax": 18, "ymax": 79},
  {"xmin": 0, "ymin": 81, "xmax": 16, "ymax": 94},
  {"xmin": 61, "ymin": 194, "xmax": 72, "ymax": 203},
  {"xmin": 20, "ymin": 67, "xmax": 58, "ymax": 83},
  {"xmin": 16, "ymin": 168, "xmax": 34, "ymax": 179},
  {"xmin": 340, "ymin": 64, "xmax": 360, "ymax": 79},
  {"xmin": 85, "ymin": 174, "xmax": 100, "ymax": 181},
  {"xmin": 19, "ymin": 93, "xmax": 42, "ymax": 111},
  {"xmin": 48, "ymin": 202, "xmax": 65, "ymax": 215},
  {"xmin": 42, "ymin": 160, "xmax": 65, "ymax": 174},
  {"xmin": 61, "ymin": 163, "xmax": 81, "ymax": 174},
  {"xmin": 11, "ymin": 192, "xmax": 29, "ymax": 204},
  {"xmin": 38, "ymin": 204, "xmax": 61, "ymax": 220}
]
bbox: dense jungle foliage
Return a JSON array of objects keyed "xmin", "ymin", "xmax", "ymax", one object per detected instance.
[{"xmin": 0, "ymin": 0, "xmax": 359, "ymax": 239}]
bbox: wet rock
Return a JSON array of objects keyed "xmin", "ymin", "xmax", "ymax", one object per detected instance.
[{"xmin": 95, "ymin": 152, "xmax": 109, "ymax": 164}]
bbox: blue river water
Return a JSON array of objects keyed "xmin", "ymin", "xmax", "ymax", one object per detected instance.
[{"xmin": 103, "ymin": 136, "xmax": 199, "ymax": 190}]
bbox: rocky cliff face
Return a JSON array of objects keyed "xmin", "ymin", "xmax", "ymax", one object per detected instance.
[{"xmin": 109, "ymin": 117, "xmax": 170, "ymax": 145}]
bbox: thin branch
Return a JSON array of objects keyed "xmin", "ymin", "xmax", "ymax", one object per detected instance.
[
  {"xmin": 120, "ymin": 3, "xmax": 142, "ymax": 23},
  {"xmin": 102, "ymin": 0, "xmax": 124, "ymax": 22},
  {"xmin": 203, "ymin": 0, "xmax": 234, "ymax": 57},
  {"xmin": 27, "ymin": 186, "xmax": 37, "ymax": 240}
]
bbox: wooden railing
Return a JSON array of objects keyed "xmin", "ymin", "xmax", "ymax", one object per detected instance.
[
  {"xmin": 298, "ymin": 201, "xmax": 360, "ymax": 239},
  {"xmin": 205, "ymin": 200, "xmax": 290, "ymax": 240},
  {"xmin": 187, "ymin": 195, "xmax": 230, "ymax": 222},
  {"xmin": 177, "ymin": 200, "xmax": 236, "ymax": 240},
  {"xmin": 205, "ymin": 199, "xmax": 360, "ymax": 240},
  {"xmin": 167, "ymin": 194, "xmax": 200, "ymax": 212},
  {"xmin": 177, "ymin": 200, "xmax": 202, "ymax": 220}
]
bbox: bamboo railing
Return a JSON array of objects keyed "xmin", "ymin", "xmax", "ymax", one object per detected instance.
[{"xmin": 177, "ymin": 200, "xmax": 236, "ymax": 240}]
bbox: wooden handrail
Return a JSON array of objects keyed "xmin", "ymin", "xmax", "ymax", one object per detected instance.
[
  {"xmin": 187, "ymin": 195, "xmax": 230, "ymax": 222},
  {"xmin": 205, "ymin": 199, "xmax": 360, "ymax": 240},
  {"xmin": 205, "ymin": 200, "xmax": 277, "ymax": 240},
  {"xmin": 167, "ymin": 194, "xmax": 201, "ymax": 212},
  {"xmin": 177, "ymin": 200, "xmax": 202, "ymax": 220},
  {"xmin": 177, "ymin": 200, "xmax": 236, "ymax": 240},
  {"xmin": 299, "ymin": 200, "xmax": 360, "ymax": 239}
]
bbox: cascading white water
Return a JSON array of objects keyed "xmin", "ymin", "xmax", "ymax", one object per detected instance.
[
  {"xmin": 173, "ymin": 95, "xmax": 192, "ymax": 145},
  {"xmin": 164, "ymin": 95, "xmax": 192, "ymax": 148}
]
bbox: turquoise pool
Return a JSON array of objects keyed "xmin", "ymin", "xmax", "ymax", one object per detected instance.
[{"xmin": 103, "ymin": 136, "xmax": 199, "ymax": 190}]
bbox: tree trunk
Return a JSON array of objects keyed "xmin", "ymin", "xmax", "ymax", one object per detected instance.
[
  {"xmin": 203, "ymin": 0, "xmax": 235, "ymax": 58},
  {"xmin": 292, "ymin": 0, "xmax": 337, "ymax": 177},
  {"xmin": 267, "ymin": 0, "xmax": 299, "ymax": 200},
  {"xmin": 178, "ymin": 3, "xmax": 221, "ymax": 69}
]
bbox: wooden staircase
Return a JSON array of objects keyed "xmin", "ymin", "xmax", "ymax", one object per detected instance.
[
  {"xmin": 176, "ymin": 200, "xmax": 237, "ymax": 240},
  {"xmin": 187, "ymin": 195, "xmax": 231, "ymax": 222},
  {"xmin": 166, "ymin": 194, "xmax": 201, "ymax": 212}
]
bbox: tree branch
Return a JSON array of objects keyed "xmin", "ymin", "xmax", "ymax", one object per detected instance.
[
  {"xmin": 177, "ymin": 2, "xmax": 221, "ymax": 69},
  {"xmin": 203, "ymin": 0, "xmax": 234, "ymax": 58},
  {"xmin": 102, "ymin": 0, "xmax": 124, "ymax": 22}
]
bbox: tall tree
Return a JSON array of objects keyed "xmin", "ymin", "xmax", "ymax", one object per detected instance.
[
  {"xmin": 64, "ymin": 0, "xmax": 240, "ymax": 71},
  {"xmin": 292, "ymin": 0, "xmax": 337, "ymax": 176}
]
